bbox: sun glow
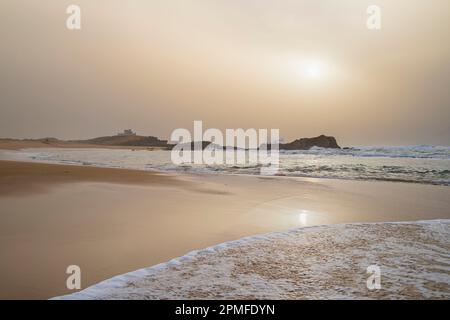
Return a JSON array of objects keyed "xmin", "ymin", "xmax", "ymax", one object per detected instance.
[
  {"xmin": 277, "ymin": 55, "xmax": 340, "ymax": 87},
  {"xmin": 300, "ymin": 59, "xmax": 328, "ymax": 80},
  {"xmin": 283, "ymin": 55, "xmax": 334, "ymax": 84}
]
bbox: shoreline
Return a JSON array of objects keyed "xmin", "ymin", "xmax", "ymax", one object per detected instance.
[
  {"xmin": 55, "ymin": 219, "xmax": 450, "ymax": 300},
  {"xmin": 0, "ymin": 159, "xmax": 449, "ymax": 299},
  {"xmin": 1, "ymin": 146, "xmax": 449, "ymax": 187}
]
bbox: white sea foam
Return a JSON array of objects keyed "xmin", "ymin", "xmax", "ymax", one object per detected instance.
[
  {"xmin": 284, "ymin": 145, "xmax": 450, "ymax": 159},
  {"xmin": 1, "ymin": 146, "xmax": 450, "ymax": 185},
  {"xmin": 53, "ymin": 220, "xmax": 450, "ymax": 300}
]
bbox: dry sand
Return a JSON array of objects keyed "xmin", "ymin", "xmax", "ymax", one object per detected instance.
[{"xmin": 0, "ymin": 160, "xmax": 449, "ymax": 299}]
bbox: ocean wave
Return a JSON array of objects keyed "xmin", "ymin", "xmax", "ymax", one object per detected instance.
[
  {"xmin": 281, "ymin": 145, "xmax": 450, "ymax": 159},
  {"xmin": 278, "ymin": 163, "xmax": 450, "ymax": 185},
  {"xmin": 1, "ymin": 147, "xmax": 449, "ymax": 186},
  {"xmin": 53, "ymin": 220, "xmax": 450, "ymax": 300}
]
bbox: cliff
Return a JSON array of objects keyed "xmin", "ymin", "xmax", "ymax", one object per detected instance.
[{"xmin": 280, "ymin": 135, "xmax": 340, "ymax": 150}]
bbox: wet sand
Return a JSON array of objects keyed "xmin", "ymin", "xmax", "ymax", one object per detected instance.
[
  {"xmin": 0, "ymin": 160, "xmax": 449, "ymax": 299},
  {"xmin": 57, "ymin": 221, "xmax": 450, "ymax": 300}
]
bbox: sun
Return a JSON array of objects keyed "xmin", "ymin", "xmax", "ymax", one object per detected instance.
[
  {"xmin": 283, "ymin": 56, "xmax": 335, "ymax": 86},
  {"xmin": 301, "ymin": 60, "xmax": 327, "ymax": 80}
]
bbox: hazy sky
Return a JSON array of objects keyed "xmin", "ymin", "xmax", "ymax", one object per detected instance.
[{"xmin": 0, "ymin": 0, "xmax": 449, "ymax": 146}]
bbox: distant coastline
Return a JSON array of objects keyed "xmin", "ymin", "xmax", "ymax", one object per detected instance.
[{"xmin": 0, "ymin": 133, "xmax": 340, "ymax": 151}]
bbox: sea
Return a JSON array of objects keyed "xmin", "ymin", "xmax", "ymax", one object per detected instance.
[{"xmin": 1, "ymin": 145, "xmax": 449, "ymax": 186}]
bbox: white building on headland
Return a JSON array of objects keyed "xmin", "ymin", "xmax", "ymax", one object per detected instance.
[{"xmin": 117, "ymin": 129, "xmax": 136, "ymax": 136}]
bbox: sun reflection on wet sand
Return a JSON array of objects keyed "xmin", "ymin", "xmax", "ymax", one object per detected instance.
[
  {"xmin": 297, "ymin": 209, "xmax": 329, "ymax": 227},
  {"xmin": 298, "ymin": 210, "xmax": 308, "ymax": 225}
]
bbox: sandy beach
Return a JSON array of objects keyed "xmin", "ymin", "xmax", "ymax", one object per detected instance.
[
  {"xmin": 2, "ymin": 0, "xmax": 450, "ymax": 305},
  {"xmin": 0, "ymin": 139, "xmax": 165, "ymax": 151},
  {"xmin": 57, "ymin": 220, "xmax": 450, "ymax": 300},
  {"xmin": 0, "ymin": 158, "xmax": 449, "ymax": 299}
]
